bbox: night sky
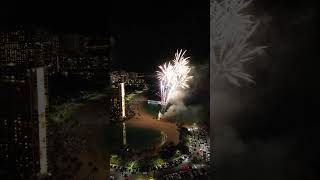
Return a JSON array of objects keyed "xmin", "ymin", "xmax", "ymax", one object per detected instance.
[
  {"xmin": 0, "ymin": 1, "xmax": 209, "ymax": 72},
  {"xmin": 109, "ymin": 1, "xmax": 209, "ymax": 72}
]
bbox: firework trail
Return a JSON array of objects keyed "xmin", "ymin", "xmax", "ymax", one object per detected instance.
[{"xmin": 156, "ymin": 49, "xmax": 193, "ymax": 119}]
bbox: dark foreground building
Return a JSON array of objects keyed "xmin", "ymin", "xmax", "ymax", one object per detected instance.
[
  {"xmin": 0, "ymin": 28, "xmax": 50, "ymax": 179},
  {"xmin": 0, "ymin": 26, "xmax": 112, "ymax": 179},
  {"xmin": 0, "ymin": 65, "xmax": 49, "ymax": 179}
]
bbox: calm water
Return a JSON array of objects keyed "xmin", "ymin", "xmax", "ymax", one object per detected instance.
[{"xmin": 106, "ymin": 123, "xmax": 162, "ymax": 152}]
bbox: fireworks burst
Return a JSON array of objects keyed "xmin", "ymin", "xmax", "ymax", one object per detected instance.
[{"xmin": 156, "ymin": 50, "xmax": 193, "ymax": 118}]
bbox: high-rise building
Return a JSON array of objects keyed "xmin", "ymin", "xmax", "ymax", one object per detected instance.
[
  {"xmin": 56, "ymin": 33, "xmax": 110, "ymax": 88},
  {"xmin": 110, "ymin": 82, "xmax": 126, "ymax": 122},
  {"xmin": 0, "ymin": 27, "xmax": 50, "ymax": 179},
  {"xmin": 0, "ymin": 65, "xmax": 49, "ymax": 179},
  {"xmin": 119, "ymin": 82, "xmax": 126, "ymax": 119},
  {"xmin": 0, "ymin": 27, "xmax": 59, "ymax": 67},
  {"xmin": 1, "ymin": 27, "xmax": 112, "ymax": 179},
  {"xmin": 0, "ymin": 30, "xmax": 32, "ymax": 65},
  {"xmin": 110, "ymin": 87, "xmax": 121, "ymax": 121},
  {"xmin": 82, "ymin": 33, "xmax": 110, "ymax": 87}
]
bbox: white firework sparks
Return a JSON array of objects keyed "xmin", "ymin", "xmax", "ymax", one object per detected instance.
[{"xmin": 156, "ymin": 50, "xmax": 193, "ymax": 113}]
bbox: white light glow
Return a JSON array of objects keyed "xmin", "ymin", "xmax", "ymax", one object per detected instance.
[
  {"xmin": 36, "ymin": 67, "xmax": 48, "ymax": 174},
  {"xmin": 120, "ymin": 83, "xmax": 126, "ymax": 118}
]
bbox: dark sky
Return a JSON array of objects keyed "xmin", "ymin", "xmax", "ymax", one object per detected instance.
[
  {"xmin": 109, "ymin": 1, "xmax": 209, "ymax": 72},
  {"xmin": 0, "ymin": 1, "xmax": 209, "ymax": 72}
]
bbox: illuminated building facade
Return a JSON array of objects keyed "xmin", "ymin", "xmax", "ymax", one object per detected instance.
[
  {"xmin": 57, "ymin": 33, "xmax": 110, "ymax": 86},
  {"xmin": 110, "ymin": 82, "xmax": 127, "ymax": 121},
  {"xmin": 0, "ymin": 65, "xmax": 49, "ymax": 179},
  {"xmin": 110, "ymin": 71, "xmax": 145, "ymax": 88},
  {"xmin": 110, "ymin": 87, "xmax": 121, "ymax": 121},
  {"xmin": 120, "ymin": 82, "xmax": 126, "ymax": 118},
  {"xmin": 0, "ymin": 28, "xmax": 50, "ymax": 179},
  {"xmin": 0, "ymin": 28, "xmax": 59, "ymax": 67}
]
